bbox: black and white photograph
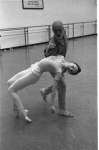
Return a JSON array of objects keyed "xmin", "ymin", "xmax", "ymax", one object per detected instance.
[{"xmin": 0, "ymin": 0, "xmax": 97, "ymax": 150}]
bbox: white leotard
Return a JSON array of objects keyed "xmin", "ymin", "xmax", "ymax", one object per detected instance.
[{"xmin": 31, "ymin": 55, "xmax": 65, "ymax": 78}]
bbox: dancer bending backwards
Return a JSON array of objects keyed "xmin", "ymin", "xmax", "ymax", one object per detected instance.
[{"xmin": 7, "ymin": 55, "xmax": 81, "ymax": 123}]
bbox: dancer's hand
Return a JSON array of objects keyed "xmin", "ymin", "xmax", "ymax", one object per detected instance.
[{"xmin": 50, "ymin": 105, "xmax": 56, "ymax": 113}]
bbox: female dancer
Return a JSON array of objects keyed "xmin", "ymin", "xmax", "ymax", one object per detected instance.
[{"xmin": 7, "ymin": 55, "xmax": 81, "ymax": 123}]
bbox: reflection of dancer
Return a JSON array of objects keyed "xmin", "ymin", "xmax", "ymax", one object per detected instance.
[
  {"xmin": 7, "ymin": 55, "xmax": 81, "ymax": 123},
  {"xmin": 41, "ymin": 20, "xmax": 69, "ymax": 116}
]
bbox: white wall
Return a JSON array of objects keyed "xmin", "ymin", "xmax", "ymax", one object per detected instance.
[
  {"xmin": 0, "ymin": 0, "xmax": 97, "ymax": 49},
  {"xmin": 0, "ymin": 0, "xmax": 97, "ymax": 29}
]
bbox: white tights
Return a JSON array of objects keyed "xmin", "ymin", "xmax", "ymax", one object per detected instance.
[{"xmin": 8, "ymin": 67, "xmax": 39, "ymax": 110}]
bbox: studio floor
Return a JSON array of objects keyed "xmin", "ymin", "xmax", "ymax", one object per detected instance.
[{"xmin": 0, "ymin": 35, "xmax": 97, "ymax": 150}]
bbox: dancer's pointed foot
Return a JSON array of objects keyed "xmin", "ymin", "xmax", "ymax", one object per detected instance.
[
  {"xmin": 40, "ymin": 88, "xmax": 47, "ymax": 102},
  {"xmin": 24, "ymin": 109, "xmax": 32, "ymax": 123},
  {"xmin": 50, "ymin": 105, "xmax": 56, "ymax": 113}
]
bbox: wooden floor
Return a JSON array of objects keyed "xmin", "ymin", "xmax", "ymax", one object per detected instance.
[{"xmin": 0, "ymin": 35, "xmax": 97, "ymax": 150}]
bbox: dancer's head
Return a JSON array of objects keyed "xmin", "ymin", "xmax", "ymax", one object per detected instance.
[
  {"xmin": 63, "ymin": 61, "xmax": 81, "ymax": 75},
  {"xmin": 52, "ymin": 21, "xmax": 64, "ymax": 39}
]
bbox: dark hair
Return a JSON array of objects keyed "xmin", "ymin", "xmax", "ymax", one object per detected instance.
[
  {"xmin": 69, "ymin": 61, "xmax": 81, "ymax": 75},
  {"xmin": 52, "ymin": 21, "xmax": 63, "ymax": 31}
]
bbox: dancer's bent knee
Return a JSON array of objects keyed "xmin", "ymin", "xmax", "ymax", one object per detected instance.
[{"xmin": 8, "ymin": 86, "xmax": 18, "ymax": 94}]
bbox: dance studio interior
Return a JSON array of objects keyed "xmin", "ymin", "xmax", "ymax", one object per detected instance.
[{"xmin": 0, "ymin": 0, "xmax": 97, "ymax": 150}]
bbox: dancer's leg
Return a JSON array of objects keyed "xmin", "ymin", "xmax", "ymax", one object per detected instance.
[
  {"xmin": 8, "ymin": 69, "xmax": 39, "ymax": 122},
  {"xmin": 7, "ymin": 68, "xmax": 32, "ymax": 114},
  {"xmin": 7, "ymin": 68, "xmax": 31, "ymax": 87},
  {"xmin": 57, "ymin": 76, "xmax": 66, "ymax": 110},
  {"xmin": 57, "ymin": 76, "xmax": 73, "ymax": 117},
  {"xmin": 8, "ymin": 69, "xmax": 39, "ymax": 108}
]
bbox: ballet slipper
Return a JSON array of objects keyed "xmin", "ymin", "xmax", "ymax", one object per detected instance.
[
  {"xmin": 50, "ymin": 105, "xmax": 56, "ymax": 113},
  {"xmin": 40, "ymin": 88, "xmax": 47, "ymax": 102},
  {"xmin": 19, "ymin": 108, "xmax": 32, "ymax": 123}
]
